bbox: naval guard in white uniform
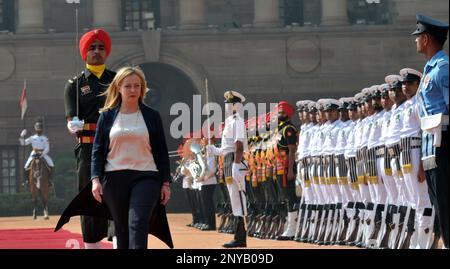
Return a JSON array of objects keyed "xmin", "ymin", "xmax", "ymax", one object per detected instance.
[{"xmin": 207, "ymin": 90, "xmax": 248, "ymax": 248}]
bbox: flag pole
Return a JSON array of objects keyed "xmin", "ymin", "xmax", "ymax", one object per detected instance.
[
  {"xmin": 22, "ymin": 79, "xmax": 26, "ymax": 191},
  {"xmin": 205, "ymin": 78, "xmax": 211, "ymax": 147}
]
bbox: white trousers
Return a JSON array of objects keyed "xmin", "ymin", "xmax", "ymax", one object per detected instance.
[
  {"xmin": 379, "ymin": 157, "xmax": 399, "ymax": 205},
  {"xmin": 372, "ymin": 158, "xmax": 388, "ymax": 204},
  {"xmin": 358, "ymin": 183, "xmax": 372, "ymax": 204},
  {"xmin": 336, "ymin": 168, "xmax": 353, "ymax": 205},
  {"xmin": 390, "ymin": 158, "xmax": 408, "ymax": 206},
  {"xmin": 299, "ymin": 164, "xmax": 314, "ymax": 204},
  {"xmin": 227, "ymin": 170, "xmax": 247, "ymax": 217},
  {"xmin": 310, "ymin": 163, "xmax": 325, "ymax": 205},
  {"xmin": 25, "ymin": 152, "xmax": 54, "ymax": 169},
  {"xmin": 318, "ymin": 165, "xmax": 332, "ymax": 204},
  {"xmin": 400, "ymin": 148, "xmax": 433, "ymax": 228}
]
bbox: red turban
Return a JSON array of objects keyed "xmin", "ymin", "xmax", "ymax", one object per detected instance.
[
  {"xmin": 277, "ymin": 101, "xmax": 294, "ymax": 118},
  {"xmin": 79, "ymin": 29, "xmax": 112, "ymax": 61}
]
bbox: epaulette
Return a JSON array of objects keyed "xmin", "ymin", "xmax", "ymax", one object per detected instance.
[
  {"xmin": 437, "ymin": 59, "xmax": 448, "ymax": 68},
  {"xmin": 282, "ymin": 124, "xmax": 297, "ymax": 138}
]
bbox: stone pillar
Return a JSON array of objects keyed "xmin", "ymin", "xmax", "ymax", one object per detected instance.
[
  {"xmin": 16, "ymin": 0, "xmax": 45, "ymax": 33},
  {"xmin": 321, "ymin": 0, "xmax": 349, "ymax": 26},
  {"xmin": 392, "ymin": 0, "xmax": 419, "ymax": 25},
  {"xmin": 393, "ymin": 0, "xmax": 448, "ymax": 25},
  {"xmin": 179, "ymin": 0, "xmax": 206, "ymax": 30},
  {"xmin": 253, "ymin": 0, "xmax": 280, "ymax": 28},
  {"xmin": 92, "ymin": 0, "xmax": 121, "ymax": 31}
]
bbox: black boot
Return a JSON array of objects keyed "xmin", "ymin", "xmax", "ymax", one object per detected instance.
[
  {"xmin": 367, "ymin": 204, "xmax": 385, "ymax": 248},
  {"xmin": 378, "ymin": 205, "xmax": 394, "ymax": 249},
  {"xmin": 223, "ymin": 216, "xmax": 247, "ymax": 248},
  {"xmin": 400, "ymin": 209, "xmax": 416, "ymax": 249}
]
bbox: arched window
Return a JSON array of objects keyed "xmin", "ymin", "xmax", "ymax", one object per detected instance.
[
  {"xmin": 122, "ymin": 0, "xmax": 160, "ymax": 30},
  {"xmin": 0, "ymin": 0, "xmax": 14, "ymax": 32}
]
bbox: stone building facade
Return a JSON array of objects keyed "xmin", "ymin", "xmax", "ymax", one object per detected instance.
[{"xmin": 0, "ymin": 0, "xmax": 448, "ymax": 210}]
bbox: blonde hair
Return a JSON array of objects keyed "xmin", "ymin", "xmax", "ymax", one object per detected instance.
[{"xmin": 100, "ymin": 66, "xmax": 149, "ymax": 112}]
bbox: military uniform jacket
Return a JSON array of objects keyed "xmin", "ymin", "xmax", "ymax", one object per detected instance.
[
  {"xmin": 276, "ymin": 120, "xmax": 298, "ymax": 154},
  {"xmin": 64, "ymin": 69, "xmax": 116, "ymax": 124}
]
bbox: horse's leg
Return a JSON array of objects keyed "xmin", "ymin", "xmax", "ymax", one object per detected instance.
[
  {"xmin": 30, "ymin": 171, "xmax": 37, "ymax": 220},
  {"xmin": 42, "ymin": 166, "xmax": 50, "ymax": 220}
]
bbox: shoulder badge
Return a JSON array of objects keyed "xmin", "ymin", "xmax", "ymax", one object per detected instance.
[{"xmin": 422, "ymin": 75, "xmax": 431, "ymax": 89}]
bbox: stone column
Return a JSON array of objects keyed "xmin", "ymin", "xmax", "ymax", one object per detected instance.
[
  {"xmin": 92, "ymin": 0, "xmax": 121, "ymax": 31},
  {"xmin": 321, "ymin": 0, "xmax": 349, "ymax": 26},
  {"xmin": 393, "ymin": 0, "xmax": 448, "ymax": 25},
  {"xmin": 254, "ymin": 0, "xmax": 280, "ymax": 28},
  {"xmin": 16, "ymin": 0, "xmax": 45, "ymax": 33},
  {"xmin": 392, "ymin": 0, "xmax": 419, "ymax": 25},
  {"xmin": 179, "ymin": 0, "xmax": 206, "ymax": 30}
]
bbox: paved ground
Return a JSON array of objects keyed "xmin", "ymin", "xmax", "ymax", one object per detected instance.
[{"xmin": 0, "ymin": 214, "xmax": 356, "ymax": 249}]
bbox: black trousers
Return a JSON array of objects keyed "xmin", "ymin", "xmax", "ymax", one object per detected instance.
[
  {"xmin": 194, "ymin": 189, "xmax": 203, "ymax": 223},
  {"xmin": 102, "ymin": 170, "xmax": 160, "ymax": 249},
  {"xmin": 184, "ymin": 188, "xmax": 197, "ymax": 224},
  {"xmin": 75, "ymin": 143, "xmax": 109, "ymax": 243},
  {"xmin": 425, "ymin": 131, "xmax": 449, "ymax": 248},
  {"xmin": 200, "ymin": 184, "xmax": 217, "ymax": 228},
  {"xmin": 276, "ymin": 174, "xmax": 298, "ymax": 212}
]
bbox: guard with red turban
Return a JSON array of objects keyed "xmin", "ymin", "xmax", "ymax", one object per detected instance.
[
  {"xmin": 62, "ymin": 29, "xmax": 117, "ymax": 249},
  {"xmin": 274, "ymin": 101, "xmax": 299, "ymax": 241}
]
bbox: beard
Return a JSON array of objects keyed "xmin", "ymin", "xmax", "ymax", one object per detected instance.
[{"xmin": 278, "ymin": 115, "xmax": 288, "ymax": 122}]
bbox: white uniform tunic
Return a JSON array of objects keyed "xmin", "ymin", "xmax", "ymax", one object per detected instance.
[
  {"xmin": 220, "ymin": 114, "xmax": 248, "ymax": 155},
  {"xmin": 368, "ymin": 111, "xmax": 385, "ymax": 149},
  {"xmin": 297, "ymin": 122, "xmax": 314, "ymax": 160},
  {"xmin": 309, "ymin": 124, "xmax": 325, "ymax": 205},
  {"xmin": 20, "ymin": 134, "xmax": 54, "ymax": 169},
  {"xmin": 384, "ymin": 103, "xmax": 406, "ymax": 147},
  {"xmin": 400, "ymin": 96, "xmax": 421, "ymax": 139},
  {"xmin": 361, "ymin": 115, "xmax": 374, "ymax": 149},
  {"xmin": 384, "ymin": 103, "xmax": 408, "ymax": 206},
  {"xmin": 379, "ymin": 110, "xmax": 393, "ymax": 147},
  {"xmin": 354, "ymin": 118, "xmax": 367, "ymax": 153},
  {"xmin": 323, "ymin": 120, "xmax": 342, "ymax": 156},
  {"xmin": 344, "ymin": 121, "xmax": 358, "ymax": 159},
  {"xmin": 335, "ymin": 120, "xmax": 352, "ymax": 156}
]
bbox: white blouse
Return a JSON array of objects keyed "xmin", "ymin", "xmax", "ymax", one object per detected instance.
[{"xmin": 105, "ymin": 111, "xmax": 158, "ymax": 172}]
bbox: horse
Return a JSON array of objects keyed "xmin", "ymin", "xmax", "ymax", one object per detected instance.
[{"xmin": 27, "ymin": 152, "xmax": 51, "ymax": 220}]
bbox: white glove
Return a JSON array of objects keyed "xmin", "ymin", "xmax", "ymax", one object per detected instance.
[
  {"xmin": 206, "ymin": 145, "xmax": 223, "ymax": 156},
  {"xmin": 20, "ymin": 129, "xmax": 27, "ymax": 137},
  {"xmin": 67, "ymin": 117, "xmax": 84, "ymax": 134}
]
